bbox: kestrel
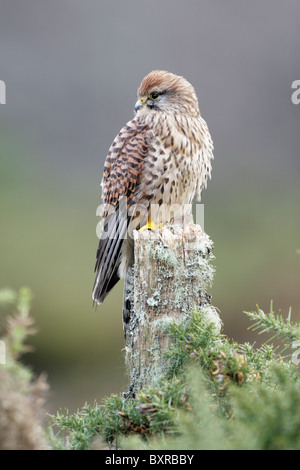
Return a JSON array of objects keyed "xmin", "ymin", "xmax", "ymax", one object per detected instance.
[{"xmin": 93, "ymin": 70, "xmax": 214, "ymax": 332}]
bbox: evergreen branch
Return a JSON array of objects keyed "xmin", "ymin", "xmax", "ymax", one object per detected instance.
[{"xmin": 244, "ymin": 301, "xmax": 300, "ymax": 344}]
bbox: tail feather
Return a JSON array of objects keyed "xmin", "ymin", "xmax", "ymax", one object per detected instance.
[{"xmin": 92, "ymin": 204, "xmax": 128, "ymax": 304}]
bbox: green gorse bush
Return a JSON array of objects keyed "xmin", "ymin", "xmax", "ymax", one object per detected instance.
[{"xmin": 51, "ymin": 303, "xmax": 300, "ymax": 450}]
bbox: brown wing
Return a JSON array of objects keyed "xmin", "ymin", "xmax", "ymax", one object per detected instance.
[
  {"xmin": 101, "ymin": 119, "xmax": 150, "ymax": 217},
  {"xmin": 92, "ymin": 117, "xmax": 152, "ymax": 305}
]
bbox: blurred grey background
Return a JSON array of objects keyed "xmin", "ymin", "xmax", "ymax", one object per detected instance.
[{"xmin": 0, "ymin": 0, "xmax": 299, "ymax": 414}]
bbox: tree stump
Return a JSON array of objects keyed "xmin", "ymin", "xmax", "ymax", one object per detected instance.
[{"xmin": 124, "ymin": 215, "xmax": 221, "ymax": 392}]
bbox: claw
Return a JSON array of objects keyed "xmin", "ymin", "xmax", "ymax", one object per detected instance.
[{"xmin": 139, "ymin": 221, "xmax": 163, "ymax": 231}]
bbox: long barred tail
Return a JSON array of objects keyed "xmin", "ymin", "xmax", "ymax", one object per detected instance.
[{"xmin": 92, "ymin": 203, "xmax": 127, "ymax": 305}]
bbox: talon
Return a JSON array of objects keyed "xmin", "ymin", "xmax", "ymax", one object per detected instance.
[{"xmin": 139, "ymin": 221, "xmax": 163, "ymax": 231}]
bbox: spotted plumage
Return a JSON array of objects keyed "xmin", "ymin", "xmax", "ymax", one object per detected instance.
[{"xmin": 93, "ymin": 70, "xmax": 214, "ymax": 334}]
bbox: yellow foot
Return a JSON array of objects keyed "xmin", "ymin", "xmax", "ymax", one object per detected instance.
[{"xmin": 139, "ymin": 221, "xmax": 164, "ymax": 232}]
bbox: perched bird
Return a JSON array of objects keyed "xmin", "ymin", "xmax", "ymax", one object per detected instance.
[{"xmin": 93, "ymin": 70, "xmax": 214, "ymax": 333}]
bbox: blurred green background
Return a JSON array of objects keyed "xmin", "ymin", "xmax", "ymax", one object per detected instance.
[{"xmin": 0, "ymin": 1, "xmax": 299, "ymax": 414}]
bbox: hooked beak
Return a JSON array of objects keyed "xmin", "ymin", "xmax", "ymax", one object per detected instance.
[{"xmin": 135, "ymin": 98, "xmax": 145, "ymax": 112}]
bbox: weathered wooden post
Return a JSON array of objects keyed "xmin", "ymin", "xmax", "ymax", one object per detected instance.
[{"xmin": 124, "ymin": 215, "xmax": 221, "ymax": 392}]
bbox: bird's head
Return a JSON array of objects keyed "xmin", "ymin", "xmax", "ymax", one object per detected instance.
[{"xmin": 135, "ymin": 70, "xmax": 200, "ymax": 117}]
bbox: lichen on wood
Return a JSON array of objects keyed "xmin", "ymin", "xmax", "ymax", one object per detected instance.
[{"xmin": 124, "ymin": 215, "xmax": 221, "ymax": 392}]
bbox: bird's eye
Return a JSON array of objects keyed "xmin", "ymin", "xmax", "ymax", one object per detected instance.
[{"xmin": 149, "ymin": 91, "xmax": 160, "ymax": 100}]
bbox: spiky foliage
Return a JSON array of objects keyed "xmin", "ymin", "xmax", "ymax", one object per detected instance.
[
  {"xmin": 244, "ymin": 301, "xmax": 300, "ymax": 347},
  {"xmin": 0, "ymin": 287, "xmax": 48, "ymax": 450},
  {"xmin": 50, "ymin": 302, "xmax": 300, "ymax": 450}
]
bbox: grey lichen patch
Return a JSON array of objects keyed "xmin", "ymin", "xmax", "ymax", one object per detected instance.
[
  {"xmin": 151, "ymin": 242, "xmax": 178, "ymax": 268},
  {"xmin": 147, "ymin": 290, "xmax": 161, "ymax": 307},
  {"xmin": 183, "ymin": 268, "xmax": 198, "ymax": 280},
  {"xmin": 151, "ymin": 315, "xmax": 186, "ymax": 335},
  {"xmin": 188, "ymin": 231, "xmax": 214, "ymax": 256},
  {"xmin": 185, "ymin": 263, "xmax": 215, "ymax": 287},
  {"xmin": 173, "ymin": 284, "xmax": 186, "ymax": 308},
  {"xmin": 199, "ymin": 305, "xmax": 222, "ymax": 332},
  {"xmin": 160, "ymin": 270, "xmax": 175, "ymax": 280}
]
